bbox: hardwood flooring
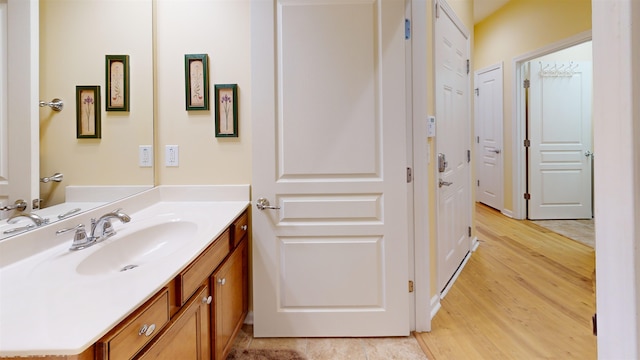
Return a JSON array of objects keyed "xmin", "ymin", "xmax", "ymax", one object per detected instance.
[{"xmin": 416, "ymin": 203, "xmax": 597, "ymax": 359}]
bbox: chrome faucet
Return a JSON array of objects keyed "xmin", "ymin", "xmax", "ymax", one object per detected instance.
[
  {"xmin": 89, "ymin": 209, "xmax": 131, "ymax": 241},
  {"xmin": 8, "ymin": 212, "xmax": 49, "ymax": 227},
  {"xmin": 57, "ymin": 209, "xmax": 131, "ymax": 251}
]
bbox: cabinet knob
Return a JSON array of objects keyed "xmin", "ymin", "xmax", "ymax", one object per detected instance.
[
  {"xmin": 138, "ymin": 323, "xmax": 156, "ymax": 337},
  {"xmin": 218, "ymin": 278, "xmax": 226, "ymax": 286},
  {"xmin": 202, "ymin": 295, "xmax": 212, "ymax": 305},
  {"xmin": 241, "ymin": 224, "xmax": 248, "ymax": 231}
]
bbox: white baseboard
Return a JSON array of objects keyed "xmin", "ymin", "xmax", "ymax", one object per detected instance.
[
  {"xmin": 430, "ymin": 294, "xmax": 441, "ymax": 321},
  {"xmin": 502, "ymin": 208, "xmax": 514, "ymax": 218},
  {"xmin": 440, "ymin": 248, "xmax": 474, "ymax": 299}
]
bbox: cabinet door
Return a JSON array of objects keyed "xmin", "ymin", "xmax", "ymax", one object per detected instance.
[
  {"xmin": 137, "ymin": 285, "xmax": 211, "ymax": 360},
  {"xmin": 212, "ymin": 238, "xmax": 248, "ymax": 360}
]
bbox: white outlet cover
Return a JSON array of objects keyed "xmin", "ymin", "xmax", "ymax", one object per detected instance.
[{"xmin": 165, "ymin": 145, "xmax": 179, "ymax": 167}]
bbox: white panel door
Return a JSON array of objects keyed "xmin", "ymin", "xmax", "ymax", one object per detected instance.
[
  {"xmin": 474, "ymin": 65, "xmax": 503, "ymax": 211},
  {"xmin": 251, "ymin": 0, "xmax": 409, "ymax": 337},
  {"xmin": 0, "ymin": 0, "xmax": 39, "ymax": 219},
  {"xmin": 528, "ymin": 61, "xmax": 592, "ymax": 220},
  {"xmin": 435, "ymin": 1, "xmax": 471, "ymax": 292}
]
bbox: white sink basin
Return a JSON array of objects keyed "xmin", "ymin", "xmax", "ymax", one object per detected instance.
[{"xmin": 76, "ymin": 220, "xmax": 198, "ymax": 275}]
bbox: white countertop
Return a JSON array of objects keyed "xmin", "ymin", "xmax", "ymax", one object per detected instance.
[{"xmin": 0, "ymin": 185, "xmax": 250, "ymax": 357}]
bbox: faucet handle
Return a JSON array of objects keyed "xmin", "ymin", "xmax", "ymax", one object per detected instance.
[{"xmin": 57, "ymin": 224, "xmax": 93, "ymax": 251}]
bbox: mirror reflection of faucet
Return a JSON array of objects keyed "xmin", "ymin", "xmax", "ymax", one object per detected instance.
[{"xmin": 4, "ymin": 212, "xmax": 50, "ymax": 235}]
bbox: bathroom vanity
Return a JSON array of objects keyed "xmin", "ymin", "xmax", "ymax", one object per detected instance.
[{"xmin": 0, "ymin": 186, "xmax": 250, "ymax": 360}]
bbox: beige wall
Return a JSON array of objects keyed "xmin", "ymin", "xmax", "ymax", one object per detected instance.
[
  {"xmin": 474, "ymin": 0, "xmax": 591, "ymax": 213},
  {"xmin": 155, "ymin": 0, "xmax": 252, "ymax": 186},
  {"xmin": 39, "ymin": 0, "xmax": 154, "ymax": 207}
]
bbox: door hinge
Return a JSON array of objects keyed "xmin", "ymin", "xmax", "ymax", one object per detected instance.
[
  {"xmin": 474, "ymin": 88, "xmax": 479, "ymax": 96},
  {"xmin": 467, "ymin": 149, "xmax": 471, "ymax": 163},
  {"xmin": 467, "ymin": 59, "xmax": 470, "ymax": 75},
  {"xmin": 523, "ymin": 79, "xmax": 530, "ymax": 88},
  {"xmin": 468, "ymin": 226, "xmax": 472, "ymax": 237},
  {"xmin": 405, "ymin": 19, "xmax": 411, "ymax": 40},
  {"xmin": 477, "ymin": 136, "xmax": 480, "ymax": 144},
  {"xmin": 409, "ymin": 280, "xmax": 414, "ymax": 293},
  {"xmin": 524, "ymin": 193, "xmax": 531, "ymax": 200},
  {"xmin": 477, "ymin": 180, "xmax": 480, "ymax": 187},
  {"xmin": 435, "ymin": 2, "xmax": 440, "ymax": 19},
  {"xmin": 407, "ymin": 167, "xmax": 412, "ymax": 183},
  {"xmin": 524, "ymin": 139, "xmax": 531, "ymax": 147}
]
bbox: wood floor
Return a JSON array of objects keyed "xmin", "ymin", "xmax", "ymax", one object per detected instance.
[{"xmin": 416, "ymin": 203, "xmax": 597, "ymax": 359}]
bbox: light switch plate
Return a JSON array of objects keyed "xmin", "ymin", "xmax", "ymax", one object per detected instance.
[
  {"xmin": 139, "ymin": 145, "xmax": 153, "ymax": 167},
  {"xmin": 165, "ymin": 145, "xmax": 179, "ymax": 167}
]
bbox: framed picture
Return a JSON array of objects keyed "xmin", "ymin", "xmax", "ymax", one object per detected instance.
[
  {"xmin": 76, "ymin": 86, "xmax": 101, "ymax": 139},
  {"xmin": 105, "ymin": 55, "xmax": 129, "ymax": 111},
  {"xmin": 184, "ymin": 54, "xmax": 209, "ymax": 110},
  {"xmin": 214, "ymin": 84, "xmax": 238, "ymax": 137}
]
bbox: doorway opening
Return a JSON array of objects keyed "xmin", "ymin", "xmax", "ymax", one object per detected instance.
[{"xmin": 513, "ymin": 33, "xmax": 593, "ymax": 247}]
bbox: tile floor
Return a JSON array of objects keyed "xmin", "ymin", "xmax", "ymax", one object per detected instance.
[
  {"xmin": 230, "ymin": 324, "xmax": 429, "ymax": 360},
  {"xmin": 532, "ymin": 218, "xmax": 595, "ymax": 247}
]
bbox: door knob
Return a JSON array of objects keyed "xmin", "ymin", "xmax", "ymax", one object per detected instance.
[
  {"xmin": 490, "ymin": 149, "xmax": 501, "ymax": 154},
  {"xmin": 439, "ymin": 179, "xmax": 453, "ymax": 188},
  {"xmin": 585, "ymin": 150, "xmax": 593, "ymax": 157},
  {"xmin": 256, "ymin": 197, "xmax": 281, "ymax": 210}
]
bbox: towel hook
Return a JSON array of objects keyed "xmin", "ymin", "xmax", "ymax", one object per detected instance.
[{"xmin": 39, "ymin": 98, "xmax": 64, "ymax": 112}]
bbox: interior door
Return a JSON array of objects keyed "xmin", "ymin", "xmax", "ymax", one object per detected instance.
[
  {"xmin": 0, "ymin": 0, "xmax": 39, "ymax": 218},
  {"xmin": 475, "ymin": 65, "xmax": 503, "ymax": 211},
  {"xmin": 435, "ymin": 0, "xmax": 472, "ymax": 292},
  {"xmin": 251, "ymin": 0, "xmax": 410, "ymax": 337},
  {"xmin": 528, "ymin": 61, "xmax": 592, "ymax": 220}
]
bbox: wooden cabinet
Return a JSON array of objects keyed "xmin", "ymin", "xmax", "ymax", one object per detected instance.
[
  {"xmin": 137, "ymin": 285, "xmax": 211, "ymax": 360},
  {"xmin": 104, "ymin": 210, "xmax": 248, "ymax": 360},
  {"xmin": 96, "ymin": 289, "xmax": 170, "ymax": 360},
  {"xmin": 9, "ymin": 210, "xmax": 250, "ymax": 360},
  {"xmin": 212, "ymin": 238, "xmax": 248, "ymax": 360}
]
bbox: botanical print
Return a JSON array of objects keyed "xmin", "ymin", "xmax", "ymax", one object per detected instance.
[
  {"xmin": 109, "ymin": 61, "xmax": 124, "ymax": 108},
  {"xmin": 219, "ymin": 88, "xmax": 234, "ymax": 134},
  {"xmin": 190, "ymin": 60, "xmax": 205, "ymax": 107},
  {"xmin": 80, "ymin": 90, "xmax": 95, "ymax": 136}
]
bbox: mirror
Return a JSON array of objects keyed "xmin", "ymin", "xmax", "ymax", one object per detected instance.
[{"xmin": 2, "ymin": 0, "xmax": 154, "ymax": 237}]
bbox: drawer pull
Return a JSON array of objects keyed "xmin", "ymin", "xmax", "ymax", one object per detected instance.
[
  {"xmin": 138, "ymin": 323, "xmax": 156, "ymax": 337},
  {"xmin": 202, "ymin": 295, "xmax": 213, "ymax": 305},
  {"xmin": 240, "ymin": 225, "xmax": 248, "ymax": 231},
  {"xmin": 218, "ymin": 278, "xmax": 226, "ymax": 286}
]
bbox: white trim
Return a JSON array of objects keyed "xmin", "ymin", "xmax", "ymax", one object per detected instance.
[
  {"xmin": 501, "ymin": 209, "xmax": 514, "ymax": 219},
  {"xmin": 430, "ymin": 294, "xmax": 441, "ymax": 319},
  {"xmin": 511, "ymin": 30, "xmax": 592, "ymax": 219},
  {"xmin": 435, "ymin": 0, "xmax": 469, "ymax": 39},
  {"xmin": 410, "ymin": 0, "xmax": 432, "ymax": 333},
  {"xmin": 440, "ymin": 245, "xmax": 474, "ymax": 299}
]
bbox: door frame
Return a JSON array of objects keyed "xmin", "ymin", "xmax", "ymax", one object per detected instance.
[
  {"xmin": 409, "ymin": 0, "xmax": 431, "ymax": 332},
  {"xmin": 474, "ymin": 62, "xmax": 504, "ymax": 212},
  {"xmin": 511, "ymin": 30, "xmax": 592, "ymax": 220}
]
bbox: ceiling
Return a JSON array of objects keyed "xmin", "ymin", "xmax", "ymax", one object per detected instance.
[{"xmin": 473, "ymin": 0, "xmax": 511, "ymax": 24}]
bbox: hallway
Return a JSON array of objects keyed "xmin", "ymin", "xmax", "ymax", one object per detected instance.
[{"xmin": 416, "ymin": 203, "xmax": 596, "ymax": 359}]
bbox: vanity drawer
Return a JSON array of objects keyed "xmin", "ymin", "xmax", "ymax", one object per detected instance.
[
  {"xmin": 97, "ymin": 288, "xmax": 169, "ymax": 360},
  {"xmin": 176, "ymin": 229, "xmax": 230, "ymax": 305},
  {"xmin": 232, "ymin": 211, "xmax": 248, "ymax": 248}
]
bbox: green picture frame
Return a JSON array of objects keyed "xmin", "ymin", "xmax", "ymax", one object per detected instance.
[
  {"xmin": 214, "ymin": 84, "xmax": 238, "ymax": 138},
  {"xmin": 76, "ymin": 85, "xmax": 101, "ymax": 139},
  {"xmin": 105, "ymin": 55, "xmax": 129, "ymax": 111},
  {"xmin": 185, "ymin": 54, "xmax": 209, "ymax": 110}
]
